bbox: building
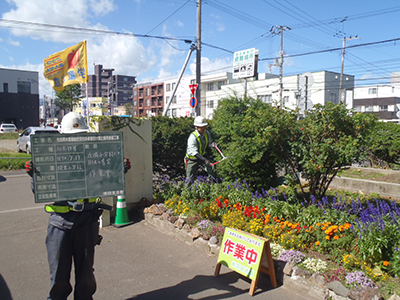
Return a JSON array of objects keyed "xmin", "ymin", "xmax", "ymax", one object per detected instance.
[
  {"xmin": 0, "ymin": 68, "xmax": 39, "ymax": 129},
  {"xmin": 74, "ymin": 97, "xmax": 108, "ymax": 117},
  {"xmin": 353, "ymin": 83, "xmax": 400, "ymax": 122},
  {"xmin": 132, "ymin": 82, "xmax": 164, "ymax": 117},
  {"xmin": 163, "ymin": 70, "xmax": 353, "ymax": 118},
  {"xmin": 163, "ymin": 72, "xmax": 240, "ymax": 118},
  {"xmin": 82, "ymin": 64, "xmax": 136, "ymax": 115}
]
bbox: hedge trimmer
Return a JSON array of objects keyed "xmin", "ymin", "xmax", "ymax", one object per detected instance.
[{"xmin": 212, "ymin": 145, "xmax": 230, "ymax": 166}]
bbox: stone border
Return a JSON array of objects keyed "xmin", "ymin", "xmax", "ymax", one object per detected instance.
[{"xmin": 144, "ymin": 205, "xmax": 399, "ymax": 300}]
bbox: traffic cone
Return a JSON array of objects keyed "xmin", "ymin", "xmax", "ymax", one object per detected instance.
[{"xmin": 113, "ymin": 195, "xmax": 133, "ymax": 227}]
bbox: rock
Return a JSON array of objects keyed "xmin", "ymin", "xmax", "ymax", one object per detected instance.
[
  {"xmin": 191, "ymin": 227, "xmax": 201, "ymax": 239},
  {"xmin": 160, "ymin": 212, "xmax": 170, "ymax": 221},
  {"xmin": 388, "ymin": 295, "xmax": 400, "ymax": 300},
  {"xmin": 283, "ymin": 262, "xmax": 296, "ymax": 276},
  {"xmin": 327, "ymin": 281, "xmax": 350, "ymax": 297},
  {"xmin": 169, "ymin": 216, "xmax": 179, "ymax": 224},
  {"xmin": 145, "ymin": 204, "xmax": 167, "ymax": 215},
  {"xmin": 209, "ymin": 236, "xmax": 218, "ymax": 245},
  {"xmin": 310, "ymin": 273, "xmax": 326, "ymax": 289},
  {"xmin": 174, "ymin": 218, "xmax": 185, "ymax": 229},
  {"xmin": 348, "ymin": 286, "xmax": 383, "ymax": 300},
  {"xmin": 183, "ymin": 224, "xmax": 191, "ymax": 232},
  {"xmin": 201, "ymin": 232, "xmax": 211, "ymax": 240},
  {"xmin": 292, "ymin": 266, "xmax": 312, "ymax": 279}
]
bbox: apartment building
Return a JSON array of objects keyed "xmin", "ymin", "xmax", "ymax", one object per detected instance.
[
  {"xmin": 82, "ymin": 64, "xmax": 136, "ymax": 114},
  {"xmin": 132, "ymin": 82, "xmax": 164, "ymax": 117},
  {"xmin": 0, "ymin": 68, "xmax": 39, "ymax": 129},
  {"xmin": 353, "ymin": 84, "xmax": 400, "ymax": 122}
]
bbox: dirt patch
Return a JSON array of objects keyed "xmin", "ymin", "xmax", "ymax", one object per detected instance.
[
  {"xmin": 338, "ymin": 167, "xmax": 400, "ymax": 184},
  {"xmin": 0, "ymin": 139, "xmax": 18, "ymax": 152}
]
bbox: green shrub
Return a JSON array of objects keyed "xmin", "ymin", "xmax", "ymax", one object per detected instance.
[{"xmin": 0, "ymin": 153, "xmax": 30, "ymax": 170}]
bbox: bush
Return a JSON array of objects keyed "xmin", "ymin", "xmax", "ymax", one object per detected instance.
[{"xmin": 0, "ymin": 153, "xmax": 30, "ymax": 170}]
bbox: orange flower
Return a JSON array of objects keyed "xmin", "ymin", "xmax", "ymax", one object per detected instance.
[
  {"xmin": 334, "ymin": 236, "xmax": 339, "ymax": 240},
  {"xmin": 383, "ymin": 261, "xmax": 389, "ymax": 267},
  {"xmin": 316, "ymin": 241, "xmax": 320, "ymax": 246},
  {"xmin": 316, "ymin": 223, "xmax": 321, "ymax": 226},
  {"xmin": 325, "ymin": 235, "xmax": 331, "ymax": 240}
]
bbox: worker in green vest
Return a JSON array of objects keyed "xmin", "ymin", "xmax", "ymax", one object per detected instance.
[{"xmin": 185, "ymin": 116, "xmax": 217, "ymax": 182}]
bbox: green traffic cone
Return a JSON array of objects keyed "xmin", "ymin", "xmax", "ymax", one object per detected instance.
[{"xmin": 113, "ymin": 195, "xmax": 133, "ymax": 227}]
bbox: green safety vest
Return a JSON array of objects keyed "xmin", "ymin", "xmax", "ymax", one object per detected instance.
[
  {"xmin": 45, "ymin": 198, "xmax": 98, "ymax": 213},
  {"xmin": 186, "ymin": 130, "xmax": 208, "ymax": 160}
]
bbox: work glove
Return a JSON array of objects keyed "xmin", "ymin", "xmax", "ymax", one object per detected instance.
[
  {"xmin": 25, "ymin": 160, "xmax": 33, "ymax": 177},
  {"xmin": 204, "ymin": 159, "xmax": 212, "ymax": 167},
  {"xmin": 124, "ymin": 158, "xmax": 131, "ymax": 174}
]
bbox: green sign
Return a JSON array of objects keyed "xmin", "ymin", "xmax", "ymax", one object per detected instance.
[
  {"xmin": 217, "ymin": 227, "xmax": 265, "ymax": 280},
  {"xmin": 31, "ymin": 132, "xmax": 125, "ymax": 203}
]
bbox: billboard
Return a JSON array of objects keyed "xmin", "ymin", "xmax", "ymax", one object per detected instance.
[{"xmin": 232, "ymin": 48, "xmax": 258, "ymax": 79}]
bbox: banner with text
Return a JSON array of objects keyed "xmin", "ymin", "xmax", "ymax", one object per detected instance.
[{"xmin": 44, "ymin": 40, "xmax": 88, "ymax": 92}]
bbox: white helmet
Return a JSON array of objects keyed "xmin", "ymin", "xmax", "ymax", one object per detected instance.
[
  {"xmin": 61, "ymin": 112, "xmax": 89, "ymax": 134},
  {"xmin": 194, "ymin": 116, "xmax": 208, "ymax": 127}
]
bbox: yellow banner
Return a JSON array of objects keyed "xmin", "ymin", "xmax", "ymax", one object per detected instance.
[{"xmin": 43, "ymin": 40, "xmax": 88, "ymax": 92}]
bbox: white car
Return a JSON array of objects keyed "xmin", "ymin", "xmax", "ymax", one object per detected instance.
[
  {"xmin": 0, "ymin": 123, "xmax": 18, "ymax": 134},
  {"xmin": 17, "ymin": 126, "xmax": 59, "ymax": 154}
]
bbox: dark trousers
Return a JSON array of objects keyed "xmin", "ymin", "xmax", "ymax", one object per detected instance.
[
  {"xmin": 186, "ymin": 159, "xmax": 216, "ymax": 181},
  {"xmin": 45, "ymin": 210, "xmax": 101, "ymax": 300}
]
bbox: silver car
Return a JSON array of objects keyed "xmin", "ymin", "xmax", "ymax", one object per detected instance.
[
  {"xmin": 17, "ymin": 126, "xmax": 59, "ymax": 154},
  {"xmin": 0, "ymin": 123, "xmax": 18, "ymax": 134}
]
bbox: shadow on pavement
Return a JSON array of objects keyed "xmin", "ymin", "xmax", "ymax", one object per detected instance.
[
  {"xmin": 0, "ymin": 273, "xmax": 13, "ymax": 300},
  {"xmin": 126, "ymin": 271, "xmax": 278, "ymax": 300}
]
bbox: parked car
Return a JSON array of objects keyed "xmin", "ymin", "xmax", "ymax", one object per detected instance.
[
  {"xmin": 0, "ymin": 123, "xmax": 18, "ymax": 134},
  {"xmin": 17, "ymin": 126, "xmax": 59, "ymax": 154}
]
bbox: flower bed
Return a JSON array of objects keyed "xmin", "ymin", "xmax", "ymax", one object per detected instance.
[{"xmin": 157, "ymin": 178, "xmax": 400, "ymax": 299}]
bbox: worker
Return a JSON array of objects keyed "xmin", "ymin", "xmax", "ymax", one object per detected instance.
[
  {"xmin": 185, "ymin": 116, "xmax": 217, "ymax": 182},
  {"xmin": 26, "ymin": 112, "xmax": 131, "ymax": 300}
]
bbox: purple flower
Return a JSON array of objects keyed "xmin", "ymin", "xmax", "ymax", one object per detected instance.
[
  {"xmin": 278, "ymin": 250, "xmax": 305, "ymax": 264},
  {"xmin": 345, "ymin": 271, "xmax": 376, "ymax": 288},
  {"xmin": 197, "ymin": 219, "xmax": 212, "ymax": 230}
]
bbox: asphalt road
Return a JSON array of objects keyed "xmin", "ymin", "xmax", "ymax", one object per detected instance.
[{"xmin": 0, "ymin": 171, "xmax": 313, "ymax": 300}]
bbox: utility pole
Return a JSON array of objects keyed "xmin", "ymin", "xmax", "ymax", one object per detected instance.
[
  {"xmin": 340, "ymin": 36, "xmax": 359, "ymax": 105},
  {"xmin": 271, "ymin": 25, "xmax": 290, "ymax": 107},
  {"xmin": 195, "ymin": 0, "xmax": 201, "ymax": 116}
]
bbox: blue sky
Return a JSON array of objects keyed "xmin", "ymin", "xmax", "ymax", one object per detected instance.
[{"xmin": 1, "ymin": 0, "xmax": 400, "ymax": 98}]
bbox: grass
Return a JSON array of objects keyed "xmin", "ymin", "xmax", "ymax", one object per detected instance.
[
  {"xmin": 337, "ymin": 167, "xmax": 400, "ymax": 184},
  {"xmin": 0, "ymin": 133, "xmax": 19, "ymax": 140},
  {"xmin": 0, "ymin": 152, "xmax": 30, "ymax": 170}
]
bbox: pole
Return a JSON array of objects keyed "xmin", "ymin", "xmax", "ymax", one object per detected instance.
[
  {"xmin": 195, "ymin": 0, "xmax": 201, "ymax": 116},
  {"xmin": 163, "ymin": 44, "xmax": 196, "ymax": 116},
  {"xmin": 279, "ymin": 28, "xmax": 284, "ymax": 107},
  {"xmin": 340, "ymin": 36, "xmax": 359, "ymax": 105}
]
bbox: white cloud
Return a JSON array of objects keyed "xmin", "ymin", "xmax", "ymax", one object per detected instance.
[
  {"xmin": 189, "ymin": 56, "xmax": 231, "ymax": 75},
  {"xmin": 158, "ymin": 24, "xmax": 183, "ymax": 68},
  {"xmin": 8, "ymin": 38, "xmax": 20, "ymax": 46},
  {"xmin": 177, "ymin": 20, "xmax": 184, "ymax": 27},
  {"xmin": 360, "ymin": 73, "xmax": 373, "ymax": 80},
  {"xmin": 9, "ymin": 57, "xmax": 14, "ymax": 61},
  {"xmin": 89, "ymin": 0, "xmax": 116, "ymax": 16}
]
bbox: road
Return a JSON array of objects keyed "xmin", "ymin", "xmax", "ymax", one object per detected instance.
[{"xmin": 0, "ymin": 171, "xmax": 313, "ymax": 300}]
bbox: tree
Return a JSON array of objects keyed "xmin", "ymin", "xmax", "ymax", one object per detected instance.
[
  {"xmin": 288, "ymin": 103, "xmax": 376, "ymax": 200},
  {"xmin": 55, "ymin": 84, "xmax": 82, "ymax": 115},
  {"xmin": 364, "ymin": 121, "xmax": 400, "ymax": 168}
]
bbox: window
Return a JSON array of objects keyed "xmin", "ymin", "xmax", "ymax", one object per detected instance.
[
  {"xmin": 354, "ymin": 106, "xmax": 362, "ymax": 112},
  {"xmin": 365, "ymin": 106, "xmax": 373, "ymax": 112},
  {"xmin": 133, "ymin": 90, "xmax": 137, "ymax": 96},
  {"xmin": 123, "ymin": 77, "xmax": 128, "ymax": 81},
  {"xmin": 217, "ymin": 80, "xmax": 226, "ymax": 90},
  {"xmin": 171, "ymin": 109, "xmax": 177, "ymax": 117},
  {"xmin": 134, "ymin": 110, "xmax": 137, "ymax": 116},
  {"xmin": 146, "ymin": 88, "xmax": 150, "ymax": 96},
  {"xmin": 172, "ymin": 82, "xmax": 176, "ymax": 90},
  {"xmin": 283, "ymin": 96, "xmax": 289, "ymax": 106},
  {"xmin": 172, "ymin": 96, "xmax": 177, "ymax": 103},
  {"xmin": 146, "ymin": 99, "xmax": 150, "ymax": 106},
  {"xmin": 134, "ymin": 101, "xmax": 137, "ymax": 106},
  {"xmin": 379, "ymin": 105, "xmax": 388, "ymax": 111},
  {"xmin": 258, "ymin": 95, "xmax": 272, "ymax": 103},
  {"xmin": 166, "ymin": 84, "xmax": 170, "ymax": 92},
  {"xmin": 3, "ymin": 83, "xmax": 8, "ymax": 93},
  {"xmin": 207, "ymin": 100, "xmax": 214, "ymax": 108},
  {"xmin": 368, "ymin": 88, "xmax": 377, "ymax": 94},
  {"xmin": 207, "ymin": 82, "xmax": 215, "ymax": 91},
  {"xmin": 17, "ymin": 81, "xmax": 31, "ymax": 94},
  {"xmin": 166, "ymin": 96, "xmax": 170, "ymax": 103},
  {"xmin": 329, "ymin": 93, "xmax": 337, "ymax": 103}
]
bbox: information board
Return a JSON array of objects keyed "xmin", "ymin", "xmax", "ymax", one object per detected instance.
[{"xmin": 31, "ymin": 132, "xmax": 125, "ymax": 203}]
